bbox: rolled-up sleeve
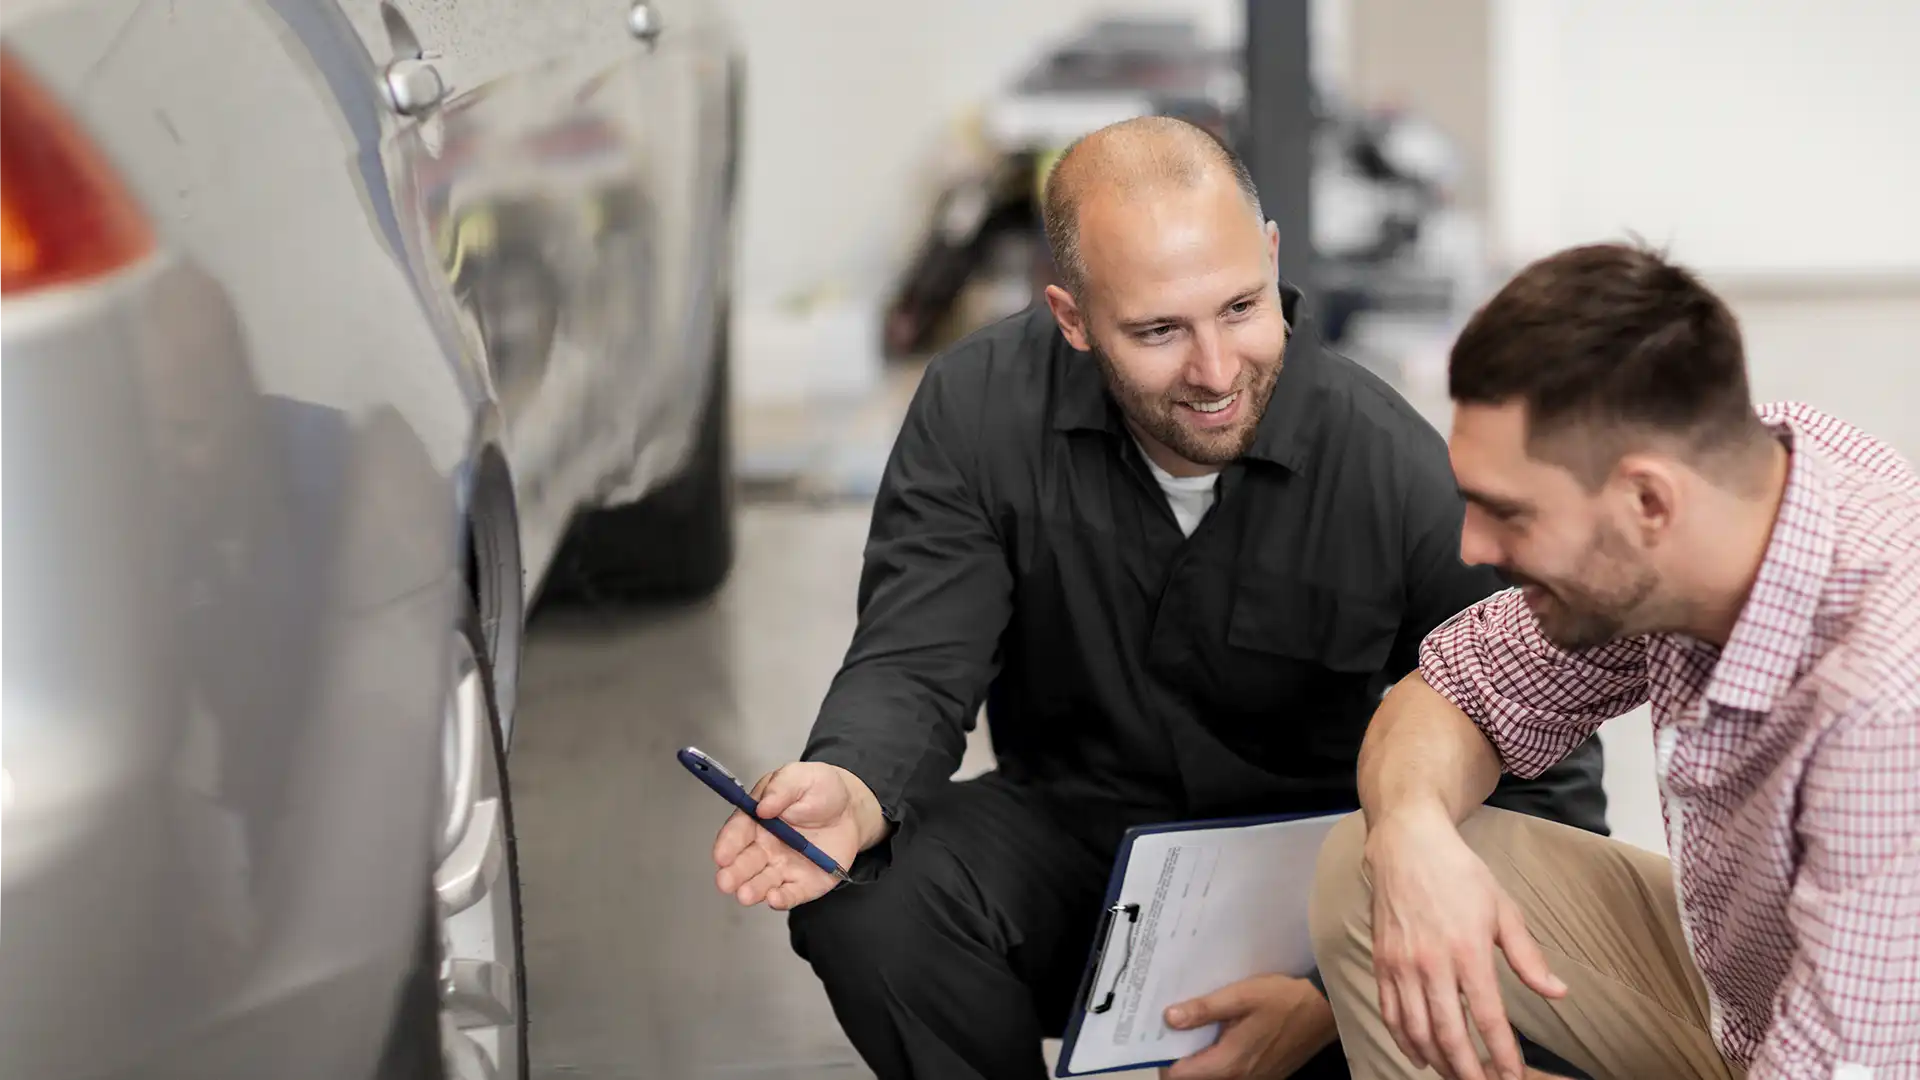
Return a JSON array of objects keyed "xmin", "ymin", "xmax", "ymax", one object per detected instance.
[
  {"xmin": 1749, "ymin": 703, "xmax": 1920, "ymax": 1079},
  {"xmin": 1417, "ymin": 590, "xmax": 1650, "ymax": 778}
]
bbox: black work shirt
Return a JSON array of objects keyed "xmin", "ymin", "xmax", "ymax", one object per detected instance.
[{"xmin": 803, "ymin": 292, "xmax": 1606, "ymax": 858}]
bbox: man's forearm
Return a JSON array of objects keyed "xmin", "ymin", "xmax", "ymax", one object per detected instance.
[
  {"xmin": 803, "ymin": 669, "xmax": 973, "ymax": 829},
  {"xmin": 1357, "ymin": 673, "xmax": 1505, "ymax": 827}
]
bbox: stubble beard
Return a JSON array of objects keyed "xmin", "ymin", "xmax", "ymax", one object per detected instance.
[
  {"xmin": 1090, "ymin": 341, "xmax": 1284, "ymax": 468},
  {"xmin": 1512, "ymin": 522, "xmax": 1662, "ymax": 650}
]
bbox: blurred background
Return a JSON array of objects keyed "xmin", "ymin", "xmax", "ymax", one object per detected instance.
[
  {"xmin": 521, "ymin": 1, "xmax": 1919, "ymax": 1076},
  {"xmin": 3, "ymin": 1, "xmax": 1916, "ymax": 1079},
  {"xmin": 725, "ymin": 0, "xmax": 1920, "ymax": 480}
]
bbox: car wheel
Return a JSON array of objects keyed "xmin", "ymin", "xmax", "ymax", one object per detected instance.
[
  {"xmin": 545, "ymin": 311, "xmax": 735, "ymax": 604},
  {"xmin": 435, "ymin": 602, "xmax": 529, "ymax": 1080}
]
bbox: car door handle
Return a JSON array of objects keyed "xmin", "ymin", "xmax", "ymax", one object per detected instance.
[{"xmin": 628, "ymin": 1, "xmax": 664, "ymax": 45}]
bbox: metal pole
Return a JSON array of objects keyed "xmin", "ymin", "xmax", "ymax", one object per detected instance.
[{"xmin": 1244, "ymin": 0, "xmax": 1315, "ymax": 317}]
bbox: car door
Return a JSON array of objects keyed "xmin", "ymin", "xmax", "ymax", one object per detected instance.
[{"xmin": 336, "ymin": 0, "xmax": 717, "ymax": 586}]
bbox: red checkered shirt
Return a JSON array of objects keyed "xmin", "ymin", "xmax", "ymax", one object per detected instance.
[{"xmin": 1420, "ymin": 403, "xmax": 1920, "ymax": 1078}]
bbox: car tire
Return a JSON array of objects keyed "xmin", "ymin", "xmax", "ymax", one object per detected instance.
[
  {"xmin": 439, "ymin": 601, "xmax": 531, "ymax": 1080},
  {"xmin": 545, "ymin": 312, "xmax": 735, "ymax": 604},
  {"xmin": 372, "ymin": 597, "xmax": 528, "ymax": 1080}
]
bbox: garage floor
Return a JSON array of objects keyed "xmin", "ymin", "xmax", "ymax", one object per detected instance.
[
  {"xmin": 513, "ymin": 504, "xmax": 878, "ymax": 1079},
  {"xmin": 510, "ymin": 294, "xmax": 1920, "ymax": 1080}
]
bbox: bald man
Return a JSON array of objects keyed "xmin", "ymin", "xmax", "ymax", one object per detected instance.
[{"xmin": 708, "ymin": 117, "xmax": 1605, "ymax": 1080}]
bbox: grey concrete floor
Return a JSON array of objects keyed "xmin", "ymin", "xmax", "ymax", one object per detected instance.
[
  {"xmin": 510, "ymin": 293, "xmax": 1920, "ymax": 1080},
  {"xmin": 514, "ymin": 504, "xmax": 877, "ymax": 1079}
]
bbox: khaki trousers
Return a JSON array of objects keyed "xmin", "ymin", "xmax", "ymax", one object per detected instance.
[{"xmin": 1309, "ymin": 807, "xmax": 1743, "ymax": 1080}]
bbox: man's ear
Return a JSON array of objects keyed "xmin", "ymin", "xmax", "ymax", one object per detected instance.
[
  {"xmin": 1615, "ymin": 453, "xmax": 1682, "ymax": 544},
  {"xmin": 1265, "ymin": 220, "xmax": 1281, "ymax": 273},
  {"xmin": 1044, "ymin": 284, "xmax": 1092, "ymax": 352}
]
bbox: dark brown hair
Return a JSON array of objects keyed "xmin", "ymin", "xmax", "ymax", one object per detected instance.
[{"xmin": 1450, "ymin": 241, "xmax": 1764, "ymax": 484}]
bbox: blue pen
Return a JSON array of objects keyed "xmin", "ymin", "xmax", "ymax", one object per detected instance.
[{"xmin": 677, "ymin": 746, "xmax": 852, "ymax": 884}]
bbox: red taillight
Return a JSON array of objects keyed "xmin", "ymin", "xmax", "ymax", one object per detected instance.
[{"xmin": 0, "ymin": 51, "xmax": 153, "ymax": 296}]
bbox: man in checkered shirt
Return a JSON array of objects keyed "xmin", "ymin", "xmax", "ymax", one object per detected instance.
[{"xmin": 1308, "ymin": 242, "xmax": 1920, "ymax": 1080}]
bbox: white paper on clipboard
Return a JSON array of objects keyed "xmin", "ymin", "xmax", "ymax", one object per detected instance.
[{"xmin": 1058, "ymin": 812, "xmax": 1346, "ymax": 1077}]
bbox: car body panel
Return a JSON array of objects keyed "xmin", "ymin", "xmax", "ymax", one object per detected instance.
[
  {"xmin": 342, "ymin": 0, "xmax": 738, "ymax": 586},
  {"xmin": 1, "ymin": 248, "xmax": 453, "ymax": 1079},
  {"xmin": 0, "ymin": 0, "xmax": 740, "ymax": 1074}
]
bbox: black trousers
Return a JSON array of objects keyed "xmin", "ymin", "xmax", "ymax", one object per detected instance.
[{"xmin": 786, "ymin": 774, "xmax": 1350, "ymax": 1080}]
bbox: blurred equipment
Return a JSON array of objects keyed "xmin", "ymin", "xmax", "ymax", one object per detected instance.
[{"xmin": 882, "ymin": 15, "xmax": 1473, "ymax": 358}]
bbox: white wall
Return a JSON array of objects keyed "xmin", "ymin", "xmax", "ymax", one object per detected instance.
[{"xmin": 1490, "ymin": 0, "xmax": 1920, "ymax": 281}]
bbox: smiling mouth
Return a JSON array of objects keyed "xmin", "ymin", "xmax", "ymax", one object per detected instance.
[{"xmin": 1181, "ymin": 392, "xmax": 1238, "ymax": 414}]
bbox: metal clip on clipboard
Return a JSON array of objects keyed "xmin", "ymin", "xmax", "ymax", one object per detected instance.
[{"xmin": 1085, "ymin": 902, "xmax": 1141, "ymax": 1014}]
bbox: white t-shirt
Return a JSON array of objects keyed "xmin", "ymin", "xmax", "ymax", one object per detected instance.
[{"xmin": 1135, "ymin": 440, "xmax": 1220, "ymax": 537}]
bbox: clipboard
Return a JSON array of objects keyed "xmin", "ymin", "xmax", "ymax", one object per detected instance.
[{"xmin": 1053, "ymin": 809, "xmax": 1350, "ymax": 1078}]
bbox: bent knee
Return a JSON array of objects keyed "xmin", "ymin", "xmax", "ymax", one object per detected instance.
[
  {"xmin": 787, "ymin": 852, "xmax": 976, "ymax": 979},
  {"xmin": 788, "ymin": 878, "xmax": 897, "ymax": 964},
  {"xmin": 1308, "ymin": 811, "xmax": 1372, "ymax": 963}
]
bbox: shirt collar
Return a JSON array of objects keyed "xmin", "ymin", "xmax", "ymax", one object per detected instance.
[
  {"xmin": 1050, "ymin": 282, "xmax": 1318, "ymax": 473},
  {"xmin": 1704, "ymin": 420, "xmax": 1838, "ymax": 714}
]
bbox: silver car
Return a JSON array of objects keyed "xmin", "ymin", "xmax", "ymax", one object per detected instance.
[{"xmin": 0, "ymin": 0, "xmax": 741, "ymax": 1076}]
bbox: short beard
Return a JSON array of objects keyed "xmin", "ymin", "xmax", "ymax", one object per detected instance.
[
  {"xmin": 1089, "ymin": 338, "xmax": 1283, "ymax": 468},
  {"xmin": 1510, "ymin": 521, "xmax": 1659, "ymax": 650}
]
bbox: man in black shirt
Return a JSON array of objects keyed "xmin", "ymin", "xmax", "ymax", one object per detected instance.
[{"xmin": 710, "ymin": 117, "xmax": 1605, "ymax": 1080}]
